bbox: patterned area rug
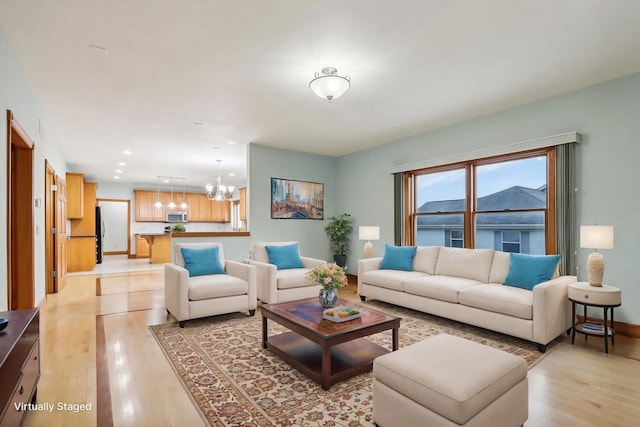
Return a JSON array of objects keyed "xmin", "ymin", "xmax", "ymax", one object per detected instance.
[{"xmin": 149, "ymin": 301, "xmax": 556, "ymax": 426}]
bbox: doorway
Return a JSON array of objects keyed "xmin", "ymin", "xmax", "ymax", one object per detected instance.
[
  {"xmin": 97, "ymin": 199, "xmax": 131, "ymax": 256},
  {"xmin": 6, "ymin": 110, "xmax": 35, "ymax": 309}
]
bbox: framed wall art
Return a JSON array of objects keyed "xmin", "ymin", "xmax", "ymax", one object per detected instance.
[{"xmin": 271, "ymin": 177, "xmax": 324, "ymax": 219}]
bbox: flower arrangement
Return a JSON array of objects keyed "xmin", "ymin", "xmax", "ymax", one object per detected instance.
[{"xmin": 306, "ymin": 263, "xmax": 348, "ymax": 290}]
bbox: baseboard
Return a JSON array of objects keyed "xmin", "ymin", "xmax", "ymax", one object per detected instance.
[{"xmin": 577, "ymin": 315, "xmax": 640, "ymax": 338}]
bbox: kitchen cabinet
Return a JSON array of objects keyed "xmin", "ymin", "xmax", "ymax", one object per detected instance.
[
  {"xmin": 66, "ymin": 173, "xmax": 85, "ymax": 219},
  {"xmin": 134, "ymin": 190, "xmax": 230, "ymax": 223},
  {"xmin": 70, "ymin": 181, "xmax": 96, "ymax": 236},
  {"xmin": 136, "ymin": 235, "xmax": 150, "ymax": 258},
  {"xmin": 239, "ymin": 187, "xmax": 247, "ymax": 221},
  {"xmin": 67, "ymin": 236, "xmax": 96, "ymax": 272}
]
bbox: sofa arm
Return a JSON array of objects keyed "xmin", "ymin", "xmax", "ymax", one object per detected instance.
[
  {"xmin": 532, "ymin": 275, "xmax": 577, "ymax": 345},
  {"xmin": 301, "ymin": 257, "xmax": 327, "ymax": 269},
  {"xmin": 226, "ymin": 260, "xmax": 257, "ymax": 310},
  {"xmin": 164, "ymin": 263, "xmax": 190, "ymax": 321},
  {"xmin": 357, "ymin": 257, "xmax": 383, "ymax": 296},
  {"xmin": 247, "ymin": 259, "xmax": 278, "ymax": 303}
]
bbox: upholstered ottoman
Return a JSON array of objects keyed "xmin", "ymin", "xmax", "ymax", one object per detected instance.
[{"xmin": 373, "ymin": 334, "xmax": 528, "ymax": 427}]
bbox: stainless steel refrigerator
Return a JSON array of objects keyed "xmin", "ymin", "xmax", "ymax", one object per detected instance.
[{"xmin": 96, "ymin": 206, "xmax": 104, "ymax": 264}]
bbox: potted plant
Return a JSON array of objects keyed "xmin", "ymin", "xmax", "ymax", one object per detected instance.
[{"xmin": 324, "ymin": 213, "xmax": 353, "ymax": 267}]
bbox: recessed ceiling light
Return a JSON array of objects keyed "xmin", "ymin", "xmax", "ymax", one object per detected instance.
[
  {"xmin": 228, "ymin": 173, "xmax": 236, "ymax": 176},
  {"xmin": 123, "ymin": 150, "xmax": 132, "ymax": 155},
  {"xmin": 227, "ymin": 141, "xmax": 236, "ymax": 145},
  {"xmin": 115, "ymin": 169, "xmax": 123, "ymax": 174},
  {"xmin": 113, "ymin": 175, "xmax": 120, "ymax": 179},
  {"xmin": 162, "ymin": 179, "xmax": 170, "ymax": 183},
  {"xmin": 118, "ymin": 162, "xmax": 127, "ymax": 166}
]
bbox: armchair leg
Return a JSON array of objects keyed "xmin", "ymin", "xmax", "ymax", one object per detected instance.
[
  {"xmin": 179, "ymin": 320, "xmax": 185, "ymax": 328},
  {"xmin": 359, "ymin": 295, "xmax": 366, "ymax": 302},
  {"xmin": 536, "ymin": 343, "xmax": 547, "ymax": 353},
  {"xmin": 249, "ymin": 309, "xmax": 256, "ymax": 316}
]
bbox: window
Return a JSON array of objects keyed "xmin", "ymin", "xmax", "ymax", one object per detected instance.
[{"xmin": 406, "ymin": 148, "xmax": 556, "ymax": 254}]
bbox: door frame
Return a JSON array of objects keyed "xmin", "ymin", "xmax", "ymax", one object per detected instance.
[
  {"xmin": 6, "ymin": 110, "xmax": 35, "ymax": 309},
  {"xmin": 45, "ymin": 160, "xmax": 56, "ymax": 294}
]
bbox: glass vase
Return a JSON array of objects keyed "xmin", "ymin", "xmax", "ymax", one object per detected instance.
[{"xmin": 319, "ymin": 287, "xmax": 338, "ymax": 308}]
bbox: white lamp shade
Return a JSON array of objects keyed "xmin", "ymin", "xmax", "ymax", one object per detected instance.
[
  {"xmin": 309, "ymin": 75, "xmax": 350, "ymax": 100},
  {"xmin": 359, "ymin": 226, "xmax": 380, "ymax": 241},
  {"xmin": 580, "ymin": 226, "xmax": 614, "ymax": 249}
]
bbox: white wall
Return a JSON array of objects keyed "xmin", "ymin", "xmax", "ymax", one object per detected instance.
[
  {"xmin": 0, "ymin": 27, "xmax": 67, "ymax": 310},
  {"xmin": 338, "ymin": 72, "xmax": 640, "ymax": 324}
]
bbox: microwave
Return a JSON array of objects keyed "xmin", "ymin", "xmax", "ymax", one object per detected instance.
[{"xmin": 165, "ymin": 210, "xmax": 187, "ymax": 223}]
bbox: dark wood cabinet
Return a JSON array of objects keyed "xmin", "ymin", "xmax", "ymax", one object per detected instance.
[{"xmin": 0, "ymin": 308, "xmax": 40, "ymax": 426}]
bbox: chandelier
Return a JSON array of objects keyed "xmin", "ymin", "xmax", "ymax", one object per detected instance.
[
  {"xmin": 309, "ymin": 67, "xmax": 351, "ymax": 101},
  {"xmin": 205, "ymin": 160, "xmax": 235, "ymax": 201}
]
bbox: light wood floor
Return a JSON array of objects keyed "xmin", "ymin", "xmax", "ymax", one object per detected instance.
[{"xmin": 25, "ymin": 270, "xmax": 640, "ymax": 427}]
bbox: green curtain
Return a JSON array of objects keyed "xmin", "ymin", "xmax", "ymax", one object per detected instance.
[
  {"xmin": 556, "ymin": 143, "xmax": 577, "ymax": 276},
  {"xmin": 394, "ymin": 172, "xmax": 404, "ymax": 245}
]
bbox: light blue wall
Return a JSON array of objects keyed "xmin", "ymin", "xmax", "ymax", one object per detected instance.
[
  {"xmin": 338, "ymin": 72, "xmax": 640, "ymax": 324},
  {"xmin": 0, "ymin": 27, "xmax": 67, "ymax": 310},
  {"xmin": 247, "ymin": 143, "xmax": 337, "ymax": 262}
]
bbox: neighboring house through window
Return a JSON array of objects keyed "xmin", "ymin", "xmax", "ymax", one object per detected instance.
[{"xmin": 405, "ymin": 148, "xmax": 556, "ymax": 254}]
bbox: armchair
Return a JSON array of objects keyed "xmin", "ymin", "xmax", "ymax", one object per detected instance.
[
  {"xmin": 247, "ymin": 241, "xmax": 327, "ymax": 304},
  {"xmin": 165, "ymin": 242, "xmax": 257, "ymax": 327}
]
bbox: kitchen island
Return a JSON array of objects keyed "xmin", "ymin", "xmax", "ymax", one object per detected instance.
[
  {"xmin": 138, "ymin": 231, "xmax": 251, "ymax": 264},
  {"xmin": 138, "ymin": 233, "xmax": 172, "ymax": 264}
]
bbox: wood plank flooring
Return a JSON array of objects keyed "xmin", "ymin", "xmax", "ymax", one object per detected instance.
[{"xmin": 25, "ymin": 269, "xmax": 640, "ymax": 427}]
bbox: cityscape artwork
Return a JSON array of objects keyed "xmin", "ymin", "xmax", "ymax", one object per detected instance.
[{"xmin": 271, "ymin": 177, "xmax": 324, "ymax": 220}]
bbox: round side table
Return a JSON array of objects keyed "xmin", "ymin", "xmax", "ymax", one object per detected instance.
[{"xmin": 568, "ymin": 282, "xmax": 621, "ymax": 353}]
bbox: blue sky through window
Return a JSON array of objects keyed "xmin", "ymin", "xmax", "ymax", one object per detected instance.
[{"xmin": 417, "ymin": 156, "xmax": 546, "ymax": 206}]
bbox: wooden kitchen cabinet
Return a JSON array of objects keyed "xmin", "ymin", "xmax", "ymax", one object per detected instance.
[
  {"xmin": 66, "ymin": 173, "xmax": 85, "ymax": 219},
  {"xmin": 212, "ymin": 200, "xmax": 231, "ymax": 222},
  {"xmin": 136, "ymin": 235, "xmax": 150, "ymax": 258},
  {"xmin": 67, "ymin": 236, "xmax": 96, "ymax": 272},
  {"xmin": 70, "ymin": 181, "xmax": 96, "ymax": 236},
  {"xmin": 134, "ymin": 190, "xmax": 230, "ymax": 222},
  {"xmin": 239, "ymin": 187, "xmax": 247, "ymax": 221},
  {"xmin": 135, "ymin": 190, "xmax": 168, "ymax": 222}
]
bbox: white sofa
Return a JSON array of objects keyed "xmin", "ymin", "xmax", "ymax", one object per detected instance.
[{"xmin": 358, "ymin": 246, "xmax": 576, "ymax": 352}]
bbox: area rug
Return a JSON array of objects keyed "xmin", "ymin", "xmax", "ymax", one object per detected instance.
[{"xmin": 149, "ymin": 301, "xmax": 557, "ymax": 426}]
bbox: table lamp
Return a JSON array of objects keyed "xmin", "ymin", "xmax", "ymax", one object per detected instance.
[
  {"xmin": 580, "ymin": 225, "xmax": 614, "ymax": 287},
  {"xmin": 359, "ymin": 226, "xmax": 380, "ymax": 259}
]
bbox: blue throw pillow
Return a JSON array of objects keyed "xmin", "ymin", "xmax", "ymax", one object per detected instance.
[
  {"xmin": 380, "ymin": 244, "xmax": 417, "ymax": 271},
  {"xmin": 265, "ymin": 243, "xmax": 304, "ymax": 270},
  {"xmin": 181, "ymin": 246, "xmax": 225, "ymax": 277},
  {"xmin": 503, "ymin": 253, "xmax": 561, "ymax": 290}
]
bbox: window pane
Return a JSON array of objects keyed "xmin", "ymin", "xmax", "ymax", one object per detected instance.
[
  {"xmin": 503, "ymin": 243, "xmax": 520, "ymax": 253},
  {"xmin": 476, "ymin": 156, "xmax": 547, "ymax": 210},
  {"xmin": 415, "ymin": 214, "xmax": 464, "ymax": 246},
  {"xmin": 502, "ymin": 231, "xmax": 520, "ymax": 243},
  {"xmin": 475, "ymin": 212, "xmax": 544, "ymax": 254},
  {"xmin": 416, "ymin": 169, "xmax": 466, "ymax": 211}
]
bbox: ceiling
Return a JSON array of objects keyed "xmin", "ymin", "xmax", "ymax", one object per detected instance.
[{"xmin": 2, "ymin": 1, "xmax": 640, "ymax": 191}]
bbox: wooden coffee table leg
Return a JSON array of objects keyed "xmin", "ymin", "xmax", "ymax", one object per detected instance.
[
  {"xmin": 392, "ymin": 327, "xmax": 399, "ymax": 351},
  {"xmin": 321, "ymin": 344, "xmax": 331, "ymax": 390},
  {"xmin": 262, "ymin": 316, "xmax": 268, "ymax": 349}
]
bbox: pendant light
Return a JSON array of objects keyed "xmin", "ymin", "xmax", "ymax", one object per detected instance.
[
  {"xmin": 180, "ymin": 179, "xmax": 188, "ymax": 209},
  {"xmin": 153, "ymin": 176, "xmax": 163, "ymax": 208},
  {"xmin": 167, "ymin": 177, "xmax": 176, "ymax": 209}
]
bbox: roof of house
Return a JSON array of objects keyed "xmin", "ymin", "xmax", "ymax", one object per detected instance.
[{"xmin": 417, "ymin": 186, "xmax": 546, "ymax": 227}]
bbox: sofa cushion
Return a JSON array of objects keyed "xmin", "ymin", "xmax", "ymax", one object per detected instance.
[
  {"xmin": 266, "ymin": 243, "xmax": 304, "ymax": 270},
  {"xmin": 404, "ymin": 275, "xmax": 482, "ymax": 303},
  {"xmin": 435, "ymin": 247, "xmax": 495, "ymax": 283},
  {"xmin": 251, "ymin": 241, "xmax": 298, "ymax": 263},
  {"xmin": 276, "ymin": 268, "xmax": 315, "ymax": 290},
  {"xmin": 459, "ymin": 284, "xmax": 533, "ymax": 320},
  {"xmin": 188, "ymin": 275, "xmax": 248, "ymax": 301},
  {"xmin": 413, "ymin": 246, "xmax": 440, "ymax": 274},
  {"xmin": 488, "ymin": 250, "xmax": 511, "ymax": 284},
  {"xmin": 361, "ymin": 270, "xmax": 427, "ymax": 292},
  {"xmin": 380, "ymin": 245, "xmax": 417, "ymax": 271},
  {"xmin": 503, "ymin": 253, "xmax": 561, "ymax": 290},
  {"xmin": 181, "ymin": 246, "xmax": 225, "ymax": 277}
]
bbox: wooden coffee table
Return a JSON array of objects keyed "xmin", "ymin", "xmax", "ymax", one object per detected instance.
[{"xmin": 261, "ymin": 298, "xmax": 400, "ymax": 390}]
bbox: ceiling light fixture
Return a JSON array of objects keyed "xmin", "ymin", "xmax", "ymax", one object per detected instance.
[
  {"xmin": 205, "ymin": 159, "xmax": 235, "ymax": 201},
  {"xmin": 180, "ymin": 180, "xmax": 188, "ymax": 210},
  {"xmin": 309, "ymin": 67, "xmax": 351, "ymax": 101},
  {"xmin": 167, "ymin": 177, "xmax": 176, "ymax": 209},
  {"xmin": 154, "ymin": 177, "xmax": 163, "ymax": 209}
]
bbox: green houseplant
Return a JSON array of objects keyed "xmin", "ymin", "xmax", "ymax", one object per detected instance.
[{"xmin": 324, "ymin": 213, "xmax": 353, "ymax": 267}]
